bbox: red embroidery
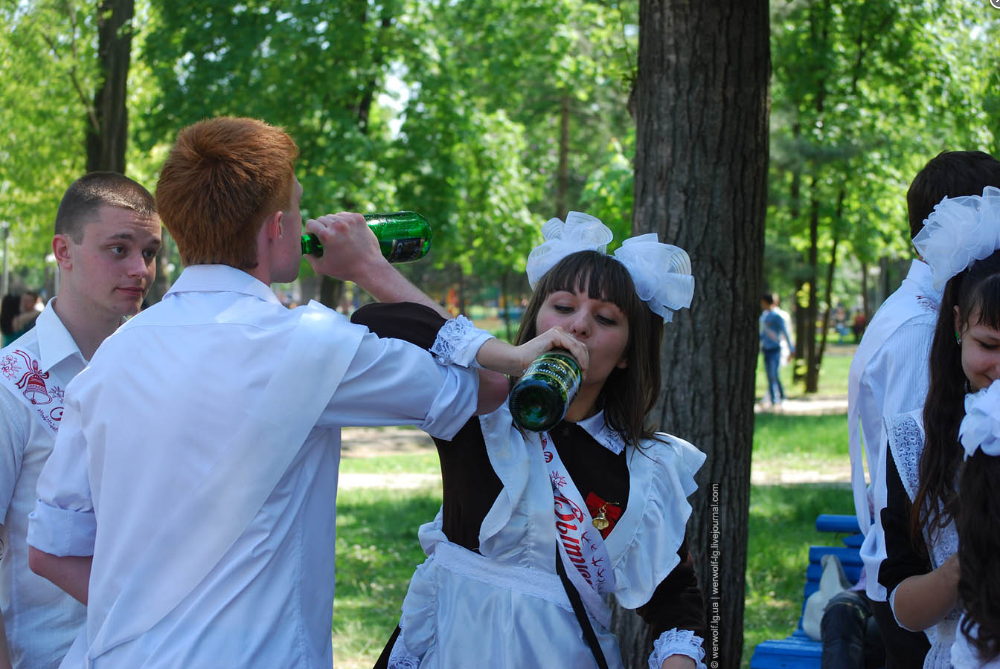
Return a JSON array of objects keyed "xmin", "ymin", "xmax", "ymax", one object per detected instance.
[{"xmin": 7, "ymin": 350, "xmax": 52, "ymax": 405}]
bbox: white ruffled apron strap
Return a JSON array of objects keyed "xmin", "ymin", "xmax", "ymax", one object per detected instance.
[
  {"xmin": 541, "ymin": 432, "xmax": 615, "ymax": 629},
  {"xmin": 86, "ymin": 304, "xmax": 363, "ymax": 660},
  {"xmin": 846, "ymin": 297, "xmax": 922, "ymax": 536},
  {"xmin": 0, "ymin": 346, "xmax": 65, "ymax": 436}
]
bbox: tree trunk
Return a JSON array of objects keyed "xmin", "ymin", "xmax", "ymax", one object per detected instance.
[
  {"xmin": 556, "ymin": 93, "xmax": 571, "ymax": 220},
  {"xmin": 793, "ymin": 278, "xmax": 807, "ymax": 383},
  {"xmin": 146, "ymin": 232, "xmax": 173, "ymax": 306},
  {"xmin": 86, "ymin": 0, "xmax": 133, "ymax": 173},
  {"xmin": 501, "ymin": 271, "xmax": 513, "ymax": 342},
  {"xmin": 860, "ymin": 260, "xmax": 870, "ymax": 320},
  {"xmin": 804, "ymin": 187, "xmax": 820, "ymax": 393},
  {"xmin": 816, "ymin": 190, "xmax": 844, "ymax": 370},
  {"xmin": 788, "ymin": 124, "xmax": 804, "ymax": 383},
  {"xmin": 623, "ymin": 2, "xmax": 769, "ymax": 668}
]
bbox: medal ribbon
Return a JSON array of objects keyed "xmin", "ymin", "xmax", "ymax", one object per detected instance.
[{"xmin": 541, "ymin": 432, "xmax": 616, "ymax": 627}]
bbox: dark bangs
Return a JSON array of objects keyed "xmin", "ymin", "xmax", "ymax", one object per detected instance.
[
  {"xmin": 535, "ymin": 251, "xmax": 646, "ymax": 323},
  {"xmin": 515, "ymin": 250, "xmax": 663, "ymax": 447},
  {"xmin": 959, "ymin": 250, "xmax": 1000, "ymax": 331}
]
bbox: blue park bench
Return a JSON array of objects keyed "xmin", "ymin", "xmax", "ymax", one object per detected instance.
[{"xmin": 749, "ymin": 514, "xmax": 864, "ymax": 668}]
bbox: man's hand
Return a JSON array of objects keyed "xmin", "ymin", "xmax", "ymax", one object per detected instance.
[{"xmin": 304, "ymin": 212, "xmax": 385, "ymax": 284}]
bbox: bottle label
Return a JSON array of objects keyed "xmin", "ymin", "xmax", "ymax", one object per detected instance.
[
  {"xmin": 383, "ymin": 237, "xmax": 427, "ymax": 263},
  {"xmin": 524, "ymin": 356, "xmax": 581, "ymax": 404}
]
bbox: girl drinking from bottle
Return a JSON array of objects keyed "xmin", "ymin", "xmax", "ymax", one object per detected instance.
[
  {"xmin": 873, "ymin": 187, "xmax": 1000, "ymax": 667},
  {"xmin": 356, "ymin": 212, "xmax": 706, "ymax": 669}
]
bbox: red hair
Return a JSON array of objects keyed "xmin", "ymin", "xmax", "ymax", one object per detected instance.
[{"xmin": 156, "ymin": 117, "xmax": 299, "ymax": 269}]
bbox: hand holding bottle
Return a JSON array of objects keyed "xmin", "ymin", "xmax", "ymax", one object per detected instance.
[
  {"xmin": 304, "ymin": 213, "xmax": 385, "ymax": 283},
  {"xmin": 475, "ymin": 327, "xmax": 589, "ymax": 379}
]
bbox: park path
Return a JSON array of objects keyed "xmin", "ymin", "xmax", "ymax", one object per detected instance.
[{"xmin": 339, "ymin": 395, "xmax": 851, "ymax": 489}]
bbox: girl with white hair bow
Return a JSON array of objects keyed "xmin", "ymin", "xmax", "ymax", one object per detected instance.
[
  {"xmin": 357, "ymin": 212, "xmax": 707, "ymax": 669},
  {"xmin": 874, "ymin": 187, "xmax": 1000, "ymax": 668}
]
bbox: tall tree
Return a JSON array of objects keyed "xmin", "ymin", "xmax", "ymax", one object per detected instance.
[
  {"xmin": 86, "ymin": 0, "xmax": 134, "ymax": 173},
  {"xmin": 614, "ymin": 3, "xmax": 770, "ymax": 669}
]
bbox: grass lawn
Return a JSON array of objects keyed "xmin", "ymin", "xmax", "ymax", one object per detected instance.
[
  {"xmin": 333, "ymin": 411, "xmax": 854, "ymax": 668},
  {"xmin": 755, "ymin": 343, "xmax": 854, "ymax": 399}
]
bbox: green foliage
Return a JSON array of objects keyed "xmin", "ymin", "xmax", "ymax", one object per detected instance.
[
  {"xmin": 0, "ymin": 0, "xmax": 95, "ymax": 287},
  {"xmin": 767, "ymin": 0, "xmax": 1000, "ymax": 296}
]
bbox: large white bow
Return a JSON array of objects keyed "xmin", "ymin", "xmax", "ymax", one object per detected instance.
[
  {"xmin": 959, "ymin": 381, "xmax": 1000, "ymax": 460},
  {"xmin": 524, "ymin": 211, "xmax": 694, "ymax": 323},
  {"xmin": 913, "ymin": 186, "xmax": 1000, "ymax": 290}
]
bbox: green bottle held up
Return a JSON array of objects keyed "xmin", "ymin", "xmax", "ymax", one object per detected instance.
[
  {"xmin": 301, "ymin": 211, "xmax": 432, "ymax": 263},
  {"xmin": 508, "ymin": 350, "xmax": 582, "ymax": 432}
]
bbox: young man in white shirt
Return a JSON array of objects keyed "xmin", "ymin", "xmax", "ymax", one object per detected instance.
[
  {"xmin": 0, "ymin": 173, "xmax": 161, "ymax": 669},
  {"xmin": 848, "ymin": 150, "xmax": 1000, "ymax": 667},
  {"xmin": 26, "ymin": 117, "xmax": 586, "ymax": 669}
]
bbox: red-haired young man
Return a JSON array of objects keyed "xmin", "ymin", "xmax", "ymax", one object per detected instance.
[{"xmin": 27, "ymin": 117, "xmax": 586, "ymax": 668}]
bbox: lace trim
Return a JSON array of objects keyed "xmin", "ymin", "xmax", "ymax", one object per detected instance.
[
  {"xmin": 429, "ymin": 315, "xmax": 489, "ymax": 367},
  {"xmin": 387, "ymin": 628, "xmax": 419, "ymax": 669},
  {"xmin": 885, "ymin": 412, "xmax": 959, "ymax": 571},
  {"xmin": 886, "ymin": 412, "xmax": 923, "ymax": 502},
  {"xmin": 648, "ymin": 629, "xmax": 707, "ymax": 669}
]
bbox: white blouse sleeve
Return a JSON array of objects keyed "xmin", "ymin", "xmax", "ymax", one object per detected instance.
[{"xmin": 648, "ymin": 628, "xmax": 707, "ymax": 669}]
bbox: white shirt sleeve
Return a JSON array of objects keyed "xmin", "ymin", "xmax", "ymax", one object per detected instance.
[
  {"xmin": 317, "ymin": 330, "xmax": 481, "ymax": 439},
  {"xmin": 868, "ymin": 322, "xmax": 935, "ymax": 422},
  {"xmin": 0, "ymin": 387, "xmax": 28, "ymax": 525},
  {"xmin": 26, "ymin": 400, "xmax": 96, "ymax": 557}
]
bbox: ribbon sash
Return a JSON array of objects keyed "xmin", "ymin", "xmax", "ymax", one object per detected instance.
[
  {"xmin": 0, "ymin": 348, "xmax": 65, "ymax": 436},
  {"xmin": 541, "ymin": 433, "xmax": 615, "ymax": 628}
]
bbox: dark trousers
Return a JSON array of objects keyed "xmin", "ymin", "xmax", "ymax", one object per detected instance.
[
  {"xmin": 821, "ymin": 591, "xmax": 885, "ymax": 669},
  {"xmin": 869, "ymin": 598, "xmax": 930, "ymax": 669}
]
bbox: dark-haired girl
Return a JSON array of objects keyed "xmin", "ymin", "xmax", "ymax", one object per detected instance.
[
  {"xmin": 358, "ymin": 213, "xmax": 707, "ymax": 669},
  {"xmin": 874, "ymin": 187, "xmax": 1000, "ymax": 667},
  {"xmin": 952, "ymin": 380, "xmax": 1000, "ymax": 668}
]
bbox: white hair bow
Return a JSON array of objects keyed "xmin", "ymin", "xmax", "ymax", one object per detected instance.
[
  {"xmin": 525, "ymin": 211, "xmax": 694, "ymax": 323},
  {"xmin": 960, "ymin": 381, "xmax": 1000, "ymax": 459},
  {"xmin": 913, "ymin": 186, "xmax": 1000, "ymax": 290}
]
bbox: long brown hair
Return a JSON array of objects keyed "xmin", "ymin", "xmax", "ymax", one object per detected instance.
[
  {"xmin": 514, "ymin": 251, "xmax": 664, "ymax": 446},
  {"xmin": 912, "ymin": 250, "xmax": 1000, "ymax": 544},
  {"xmin": 958, "ymin": 452, "xmax": 1000, "ymax": 662}
]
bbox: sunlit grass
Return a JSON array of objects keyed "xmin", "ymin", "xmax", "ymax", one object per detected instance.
[
  {"xmin": 741, "ymin": 483, "xmax": 855, "ymax": 667},
  {"xmin": 755, "ymin": 342, "xmax": 854, "ymax": 399},
  {"xmin": 332, "ymin": 486, "xmax": 442, "ymax": 666}
]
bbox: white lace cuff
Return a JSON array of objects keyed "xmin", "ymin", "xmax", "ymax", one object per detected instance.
[
  {"xmin": 648, "ymin": 628, "xmax": 707, "ymax": 669},
  {"xmin": 429, "ymin": 315, "xmax": 493, "ymax": 367}
]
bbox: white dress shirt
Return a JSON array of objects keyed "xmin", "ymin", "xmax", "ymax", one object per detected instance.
[
  {"xmin": 0, "ymin": 302, "xmax": 87, "ymax": 669},
  {"xmin": 28, "ymin": 265, "xmax": 489, "ymax": 669},
  {"xmin": 850, "ymin": 259, "xmax": 941, "ymax": 601}
]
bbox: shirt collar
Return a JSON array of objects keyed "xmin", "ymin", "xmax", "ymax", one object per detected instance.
[
  {"xmin": 34, "ymin": 298, "xmax": 87, "ymax": 369},
  {"xmin": 165, "ymin": 265, "xmax": 283, "ymax": 306},
  {"xmin": 575, "ymin": 410, "xmax": 627, "ymax": 456},
  {"xmin": 908, "ymin": 259, "xmax": 943, "ymax": 305}
]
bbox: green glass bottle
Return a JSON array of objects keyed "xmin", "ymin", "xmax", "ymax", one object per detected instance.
[
  {"xmin": 300, "ymin": 211, "xmax": 433, "ymax": 263},
  {"xmin": 508, "ymin": 350, "xmax": 582, "ymax": 432}
]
